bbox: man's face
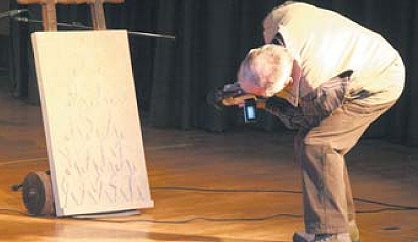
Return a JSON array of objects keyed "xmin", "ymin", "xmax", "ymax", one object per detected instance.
[
  {"xmin": 239, "ymin": 79, "xmax": 268, "ymax": 97},
  {"xmin": 239, "ymin": 74, "xmax": 291, "ymax": 98}
]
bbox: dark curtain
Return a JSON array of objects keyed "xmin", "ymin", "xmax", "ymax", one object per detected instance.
[{"xmin": 7, "ymin": 0, "xmax": 418, "ymax": 145}]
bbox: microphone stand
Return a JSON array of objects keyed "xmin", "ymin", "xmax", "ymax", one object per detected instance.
[
  {"xmin": 0, "ymin": 9, "xmax": 29, "ymax": 19},
  {"xmin": 12, "ymin": 16, "xmax": 176, "ymax": 40},
  {"xmin": 0, "ymin": 9, "xmax": 175, "ymax": 40}
]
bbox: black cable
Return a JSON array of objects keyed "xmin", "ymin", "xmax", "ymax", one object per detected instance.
[
  {"xmin": 78, "ymin": 207, "xmax": 417, "ymax": 225},
  {"xmin": 0, "ymin": 208, "xmax": 27, "ymax": 216},
  {"xmin": 356, "ymin": 207, "xmax": 410, "ymax": 214},
  {"xmin": 1, "ymin": 186, "xmax": 417, "ymax": 225},
  {"xmin": 79, "ymin": 213, "xmax": 303, "ymax": 224},
  {"xmin": 0, "ymin": 207, "xmax": 415, "ymax": 225},
  {"xmin": 354, "ymin": 197, "xmax": 418, "ymax": 210},
  {"xmin": 151, "ymin": 186, "xmax": 418, "ymax": 210},
  {"xmin": 151, "ymin": 186, "xmax": 302, "ymax": 194}
]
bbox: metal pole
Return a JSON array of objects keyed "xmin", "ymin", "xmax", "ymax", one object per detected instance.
[{"xmin": 12, "ymin": 16, "xmax": 176, "ymax": 40}]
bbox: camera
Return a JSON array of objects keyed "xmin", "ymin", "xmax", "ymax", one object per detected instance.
[
  {"xmin": 206, "ymin": 83, "xmax": 259, "ymax": 123},
  {"xmin": 243, "ymin": 98, "xmax": 257, "ymax": 123}
]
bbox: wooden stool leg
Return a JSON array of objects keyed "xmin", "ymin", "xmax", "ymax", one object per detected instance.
[
  {"xmin": 90, "ymin": 0, "xmax": 107, "ymax": 30},
  {"xmin": 42, "ymin": 0, "xmax": 57, "ymax": 31}
]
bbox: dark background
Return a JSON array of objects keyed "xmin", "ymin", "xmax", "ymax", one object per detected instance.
[{"xmin": 2, "ymin": 0, "xmax": 418, "ymax": 145}]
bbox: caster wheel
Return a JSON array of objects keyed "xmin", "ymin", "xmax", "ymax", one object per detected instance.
[{"xmin": 22, "ymin": 171, "xmax": 55, "ymax": 216}]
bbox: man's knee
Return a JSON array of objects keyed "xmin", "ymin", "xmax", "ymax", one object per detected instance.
[{"xmin": 301, "ymin": 131, "xmax": 330, "ymax": 149}]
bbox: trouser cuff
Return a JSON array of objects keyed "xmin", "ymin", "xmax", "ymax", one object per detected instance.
[{"xmin": 306, "ymin": 222, "xmax": 348, "ymax": 234}]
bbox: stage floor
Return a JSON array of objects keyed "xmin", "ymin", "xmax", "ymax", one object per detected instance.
[{"xmin": 0, "ymin": 85, "xmax": 417, "ymax": 242}]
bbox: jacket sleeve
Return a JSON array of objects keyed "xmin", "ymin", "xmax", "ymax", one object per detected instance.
[
  {"xmin": 299, "ymin": 70, "xmax": 353, "ymax": 127},
  {"xmin": 264, "ymin": 96, "xmax": 307, "ymax": 130},
  {"xmin": 265, "ymin": 70, "xmax": 353, "ymax": 130}
]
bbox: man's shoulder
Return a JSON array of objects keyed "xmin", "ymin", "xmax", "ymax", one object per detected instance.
[
  {"xmin": 274, "ymin": 1, "xmax": 317, "ymax": 11},
  {"xmin": 271, "ymin": 1, "xmax": 319, "ymax": 23}
]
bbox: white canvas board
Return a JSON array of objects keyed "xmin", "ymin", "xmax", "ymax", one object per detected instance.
[{"xmin": 31, "ymin": 30, "xmax": 154, "ymax": 216}]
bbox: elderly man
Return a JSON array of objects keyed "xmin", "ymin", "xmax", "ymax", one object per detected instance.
[{"xmin": 237, "ymin": 2, "xmax": 405, "ymax": 242}]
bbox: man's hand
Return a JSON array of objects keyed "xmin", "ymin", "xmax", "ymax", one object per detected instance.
[
  {"xmin": 256, "ymin": 98, "xmax": 267, "ymax": 109},
  {"xmin": 223, "ymin": 95, "xmax": 267, "ymax": 111},
  {"xmin": 207, "ymin": 82, "xmax": 267, "ymax": 110},
  {"xmin": 222, "ymin": 93, "xmax": 257, "ymax": 106}
]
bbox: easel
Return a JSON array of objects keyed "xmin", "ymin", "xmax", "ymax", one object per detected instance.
[
  {"xmin": 16, "ymin": 0, "xmax": 123, "ymax": 31},
  {"xmin": 13, "ymin": 0, "xmax": 155, "ymax": 217}
]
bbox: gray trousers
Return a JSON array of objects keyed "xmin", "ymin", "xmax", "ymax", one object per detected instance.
[{"xmin": 294, "ymin": 100, "xmax": 395, "ymax": 234}]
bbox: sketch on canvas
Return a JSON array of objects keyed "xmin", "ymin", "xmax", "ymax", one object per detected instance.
[{"xmin": 31, "ymin": 30, "xmax": 154, "ymax": 216}]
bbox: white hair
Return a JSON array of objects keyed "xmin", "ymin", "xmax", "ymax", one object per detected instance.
[{"xmin": 238, "ymin": 44, "xmax": 293, "ymax": 96}]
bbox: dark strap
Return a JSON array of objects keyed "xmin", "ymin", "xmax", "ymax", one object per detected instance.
[{"xmin": 271, "ymin": 32, "xmax": 286, "ymax": 47}]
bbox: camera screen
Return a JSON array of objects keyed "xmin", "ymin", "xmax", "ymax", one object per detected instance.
[
  {"xmin": 246, "ymin": 106, "xmax": 256, "ymax": 119},
  {"xmin": 244, "ymin": 99, "xmax": 257, "ymax": 123}
]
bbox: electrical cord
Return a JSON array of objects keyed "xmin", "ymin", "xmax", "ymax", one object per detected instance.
[
  {"xmin": 80, "ymin": 213, "xmax": 303, "ymax": 224},
  {"xmin": 0, "ymin": 208, "xmax": 27, "ymax": 216},
  {"xmin": 151, "ymin": 186, "xmax": 302, "ymax": 194},
  {"xmin": 1, "ymin": 186, "xmax": 417, "ymax": 224},
  {"xmin": 151, "ymin": 186, "xmax": 418, "ymax": 210},
  {"xmin": 79, "ymin": 208, "xmax": 416, "ymax": 224}
]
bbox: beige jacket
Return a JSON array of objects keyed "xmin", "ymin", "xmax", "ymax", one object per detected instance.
[{"xmin": 268, "ymin": 2, "xmax": 405, "ymax": 106}]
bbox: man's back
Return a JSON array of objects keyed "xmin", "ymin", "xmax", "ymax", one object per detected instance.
[{"xmin": 270, "ymin": 2, "xmax": 402, "ymax": 102}]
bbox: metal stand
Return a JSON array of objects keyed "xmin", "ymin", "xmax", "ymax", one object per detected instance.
[{"xmin": 14, "ymin": 0, "xmax": 133, "ymax": 217}]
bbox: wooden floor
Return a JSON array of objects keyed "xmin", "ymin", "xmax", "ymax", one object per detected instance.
[{"xmin": 0, "ymin": 80, "xmax": 418, "ymax": 241}]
